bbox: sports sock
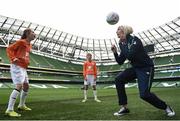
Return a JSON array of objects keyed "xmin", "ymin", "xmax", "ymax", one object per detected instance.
[
  {"xmin": 84, "ymin": 90, "xmax": 87, "ymax": 100},
  {"xmin": 93, "ymin": 90, "xmax": 97, "ymax": 99},
  {"xmin": 7, "ymin": 89, "xmax": 20, "ymax": 111},
  {"xmin": 19, "ymin": 90, "xmax": 28, "ymax": 107}
]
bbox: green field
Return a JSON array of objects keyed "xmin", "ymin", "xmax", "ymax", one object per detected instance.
[{"xmin": 0, "ymin": 87, "xmax": 179, "ymax": 120}]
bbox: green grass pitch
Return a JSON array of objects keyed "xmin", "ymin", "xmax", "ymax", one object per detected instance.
[{"xmin": 0, "ymin": 86, "xmax": 179, "ymax": 120}]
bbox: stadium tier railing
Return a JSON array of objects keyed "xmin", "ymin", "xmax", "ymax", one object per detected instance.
[{"xmin": 1, "ymin": 46, "xmax": 180, "ymax": 83}]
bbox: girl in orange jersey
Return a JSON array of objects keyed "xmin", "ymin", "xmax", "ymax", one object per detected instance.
[
  {"xmin": 82, "ymin": 53, "xmax": 101, "ymax": 103},
  {"xmin": 5, "ymin": 29, "xmax": 36, "ymax": 117}
]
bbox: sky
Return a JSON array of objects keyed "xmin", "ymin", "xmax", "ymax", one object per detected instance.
[{"xmin": 0, "ymin": 0, "xmax": 180, "ymax": 39}]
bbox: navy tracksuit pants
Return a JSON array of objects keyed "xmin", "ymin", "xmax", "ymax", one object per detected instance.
[{"xmin": 115, "ymin": 67, "xmax": 167, "ymax": 110}]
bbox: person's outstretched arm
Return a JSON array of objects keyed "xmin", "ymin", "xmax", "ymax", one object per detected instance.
[{"xmin": 111, "ymin": 44, "xmax": 126, "ymax": 65}]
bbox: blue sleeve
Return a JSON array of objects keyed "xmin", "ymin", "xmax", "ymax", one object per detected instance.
[
  {"xmin": 127, "ymin": 37, "xmax": 143, "ymax": 60},
  {"xmin": 114, "ymin": 51, "xmax": 126, "ymax": 65}
]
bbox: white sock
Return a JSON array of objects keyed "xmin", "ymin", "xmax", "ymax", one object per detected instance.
[
  {"xmin": 7, "ymin": 89, "xmax": 20, "ymax": 111},
  {"xmin": 84, "ymin": 90, "xmax": 87, "ymax": 100},
  {"xmin": 19, "ymin": 90, "xmax": 28, "ymax": 107},
  {"xmin": 93, "ymin": 90, "xmax": 97, "ymax": 100}
]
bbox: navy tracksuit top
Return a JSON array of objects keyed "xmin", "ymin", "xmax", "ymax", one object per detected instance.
[{"xmin": 114, "ymin": 35, "xmax": 154, "ymax": 68}]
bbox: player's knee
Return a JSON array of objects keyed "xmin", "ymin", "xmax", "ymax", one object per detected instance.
[
  {"xmin": 92, "ymin": 86, "xmax": 96, "ymax": 90},
  {"xmin": 84, "ymin": 86, "xmax": 88, "ymax": 90},
  {"xmin": 115, "ymin": 77, "xmax": 124, "ymax": 85},
  {"xmin": 115, "ymin": 77, "xmax": 119, "ymax": 84},
  {"xmin": 140, "ymin": 92, "xmax": 150, "ymax": 100},
  {"xmin": 23, "ymin": 83, "xmax": 29, "ymax": 91},
  {"xmin": 16, "ymin": 84, "xmax": 23, "ymax": 91}
]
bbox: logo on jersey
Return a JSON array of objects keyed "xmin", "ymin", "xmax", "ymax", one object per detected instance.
[
  {"xmin": 88, "ymin": 66, "xmax": 93, "ymax": 70},
  {"xmin": 133, "ymin": 41, "xmax": 136, "ymax": 45}
]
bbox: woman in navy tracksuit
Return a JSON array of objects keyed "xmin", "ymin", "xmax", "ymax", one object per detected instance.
[{"xmin": 112, "ymin": 25, "xmax": 175, "ymax": 116}]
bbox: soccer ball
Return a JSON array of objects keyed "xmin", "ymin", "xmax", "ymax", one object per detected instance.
[{"xmin": 106, "ymin": 12, "xmax": 119, "ymax": 25}]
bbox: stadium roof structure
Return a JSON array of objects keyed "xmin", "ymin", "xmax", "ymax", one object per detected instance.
[{"xmin": 0, "ymin": 15, "xmax": 180, "ymax": 65}]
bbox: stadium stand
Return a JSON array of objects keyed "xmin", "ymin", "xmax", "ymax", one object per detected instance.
[{"xmin": 0, "ymin": 15, "xmax": 180, "ymax": 85}]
